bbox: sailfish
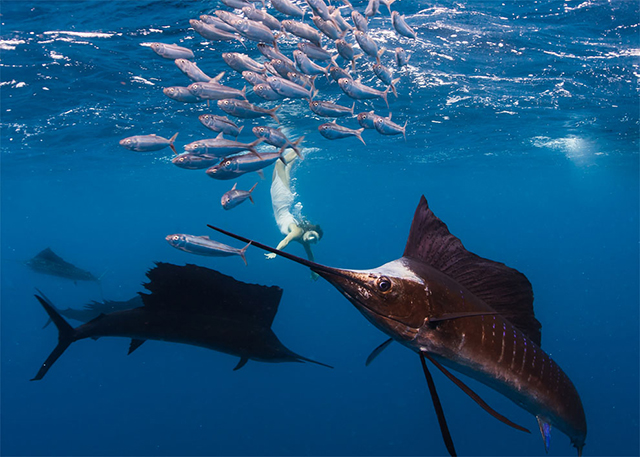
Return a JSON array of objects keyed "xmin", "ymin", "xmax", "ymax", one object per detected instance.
[
  {"xmin": 207, "ymin": 196, "xmax": 587, "ymax": 456},
  {"xmin": 32, "ymin": 263, "xmax": 331, "ymax": 381}
]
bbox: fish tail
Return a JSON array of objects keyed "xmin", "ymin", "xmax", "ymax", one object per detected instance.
[
  {"xmin": 32, "ymin": 290, "xmax": 77, "ymax": 381},
  {"xmin": 330, "ymin": 55, "xmax": 339, "ymax": 69},
  {"xmin": 241, "ymin": 85, "xmax": 248, "ymax": 100},
  {"xmin": 169, "ymin": 132, "xmax": 179, "ymax": 155},
  {"xmin": 356, "ymin": 128, "xmax": 366, "ymax": 145},
  {"xmin": 384, "ymin": 0, "xmax": 396, "ymax": 14},
  {"xmin": 381, "ymin": 86, "xmax": 390, "ymax": 109},
  {"xmin": 402, "ymin": 119, "xmax": 408, "ymax": 141},
  {"xmin": 269, "ymin": 105, "xmax": 281, "ymax": 123},
  {"xmin": 350, "ymin": 102, "xmax": 355, "ymax": 115},
  {"xmin": 291, "ymin": 136, "xmax": 305, "ymax": 159},
  {"xmin": 239, "ymin": 241, "xmax": 252, "ymax": 266},
  {"xmin": 248, "ymin": 182, "xmax": 258, "ymax": 194},
  {"xmin": 376, "ymin": 47, "xmax": 386, "ymax": 65},
  {"xmin": 391, "ymin": 77, "xmax": 401, "ymax": 98}
]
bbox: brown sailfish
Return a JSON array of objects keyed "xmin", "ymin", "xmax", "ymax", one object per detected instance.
[
  {"xmin": 32, "ymin": 263, "xmax": 331, "ymax": 381},
  {"xmin": 207, "ymin": 196, "xmax": 587, "ymax": 456}
]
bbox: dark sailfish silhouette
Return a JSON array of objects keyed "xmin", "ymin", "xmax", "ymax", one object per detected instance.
[
  {"xmin": 207, "ymin": 196, "xmax": 587, "ymax": 456},
  {"xmin": 26, "ymin": 248, "xmax": 99, "ymax": 283},
  {"xmin": 32, "ymin": 263, "xmax": 331, "ymax": 380},
  {"xmin": 42, "ymin": 296, "xmax": 143, "ymax": 328}
]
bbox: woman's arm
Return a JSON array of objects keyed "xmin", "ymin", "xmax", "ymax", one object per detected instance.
[
  {"xmin": 303, "ymin": 243, "xmax": 320, "ymax": 281},
  {"xmin": 266, "ymin": 224, "xmax": 303, "ymax": 259}
]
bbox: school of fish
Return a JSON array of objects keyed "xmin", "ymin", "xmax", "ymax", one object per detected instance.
[{"xmin": 119, "ymin": 0, "xmax": 416, "ymax": 259}]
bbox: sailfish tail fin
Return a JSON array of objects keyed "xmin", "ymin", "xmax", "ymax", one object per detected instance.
[{"xmin": 32, "ymin": 290, "xmax": 77, "ymax": 381}]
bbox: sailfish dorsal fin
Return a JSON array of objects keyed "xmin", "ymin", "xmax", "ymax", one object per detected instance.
[
  {"xmin": 140, "ymin": 263, "xmax": 283, "ymax": 329},
  {"xmin": 403, "ymin": 196, "xmax": 542, "ymax": 346}
]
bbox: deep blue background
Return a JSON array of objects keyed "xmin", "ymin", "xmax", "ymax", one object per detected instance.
[{"xmin": 1, "ymin": 1, "xmax": 638, "ymax": 456}]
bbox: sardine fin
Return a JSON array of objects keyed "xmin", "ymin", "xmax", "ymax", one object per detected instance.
[
  {"xmin": 231, "ymin": 182, "xmax": 237, "ymax": 191},
  {"xmin": 356, "ymin": 127, "xmax": 366, "ymax": 145},
  {"xmin": 404, "ymin": 196, "xmax": 541, "ymax": 345}
]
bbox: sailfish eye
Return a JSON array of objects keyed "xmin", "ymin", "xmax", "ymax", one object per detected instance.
[{"xmin": 376, "ymin": 276, "xmax": 392, "ymax": 293}]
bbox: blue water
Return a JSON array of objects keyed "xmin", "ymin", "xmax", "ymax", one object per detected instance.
[{"xmin": 1, "ymin": 0, "xmax": 638, "ymax": 455}]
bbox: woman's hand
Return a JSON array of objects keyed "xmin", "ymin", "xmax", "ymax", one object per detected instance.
[{"xmin": 265, "ymin": 253, "xmax": 277, "ymax": 260}]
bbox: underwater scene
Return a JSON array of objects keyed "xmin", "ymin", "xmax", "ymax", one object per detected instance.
[{"xmin": 1, "ymin": 0, "xmax": 638, "ymax": 456}]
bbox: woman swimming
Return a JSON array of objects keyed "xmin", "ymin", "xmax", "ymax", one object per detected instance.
[{"xmin": 267, "ymin": 150, "xmax": 322, "ymax": 278}]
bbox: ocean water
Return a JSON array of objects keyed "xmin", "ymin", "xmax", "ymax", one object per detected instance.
[{"xmin": 1, "ymin": 0, "xmax": 638, "ymax": 456}]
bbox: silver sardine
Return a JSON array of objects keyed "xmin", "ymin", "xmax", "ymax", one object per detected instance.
[
  {"xmin": 308, "ymin": 99, "xmax": 354, "ymax": 117},
  {"xmin": 222, "ymin": 52, "xmax": 265, "ymax": 73},
  {"xmin": 165, "ymin": 234, "xmax": 250, "ymax": 265},
  {"xmin": 198, "ymin": 114, "xmax": 243, "ymax": 137},
  {"xmin": 172, "ymin": 153, "xmax": 220, "ymax": 170},
  {"xmin": 395, "ymin": 47, "xmax": 409, "ymax": 67},
  {"xmin": 243, "ymin": 70, "xmax": 270, "ymax": 86},
  {"xmin": 119, "ymin": 133, "xmax": 178, "ymax": 154},
  {"xmin": 234, "ymin": 18, "xmax": 277, "ymax": 44},
  {"xmin": 357, "ymin": 110, "xmax": 390, "ymax": 129},
  {"xmin": 294, "ymin": 50, "xmax": 329, "ymax": 76},
  {"xmin": 312, "ymin": 15, "xmax": 343, "ymax": 40},
  {"xmin": 270, "ymin": 0, "xmax": 304, "ymax": 17},
  {"xmin": 329, "ymin": 7, "xmax": 353, "ymax": 32},
  {"xmin": 282, "ymin": 20, "xmax": 323, "ymax": 46},
  {"xmin": 329, "ymin": 65, "xmax": 352, "ymax": 82},
  {"xmin": 217, "ymin": 99, "xmax": 281, "ymax": 123},
  {"xmin": 391, "ymin": 11, "xmax": 417, "ymax": 39},
  {"xmin": 335, "ymin": 39, "xmax": 361, "ymax": 69},
  {"xmin": 373, "ymin": 63, "xmax": 399, "ymax": 96},
  {"xmin": 338, "ymin": 77, "xmax": 390, "ymax": 108},
  {"xmin": 215, "ymin": 10, "xmax": 244, "ymax": 27},
  {"xmin": 298, "ymin": 42, "xmax": 335, "ymax": 62},
  {"xmin": 373, "ymin": 116, "xmax": 407, "ymax": 139},
  {"xmin": 354, "ymin": 30, "xmax": 384, "ymax": 62},
  {"xmin": 252, "ymin": 125, "xmax": 304, "ymax": 156},
  {"xmin": 253, "ymin": 83, "xmax": 284, "ymax": 101},
  {"xmin": 351, "ymin": 11, "xmax": 368, "ymax": 32},
  {"xmin": 305, "ymin": 0, "xmax": 332, "ymax": 21},
  {"xmin": 221, "ymin": 182, "xmax": 258, "ymax": 210},
  {"xmin": 242, "ymin": 6, "xmax": 282, "ymax": 31},
  {"xmin": 163, "ymin": 86, "xmax": 202, "ymax": 103},
  {"xmin": 267, "ymin": 75, "xmax": 315, "ymax": 99},
  {"xmin": 150, "ymin": 43, "xmax": 194, "ymax": 60},
  {"xmin": 206, "ymin": 151, "xmax": 284, "ymax": 180},
  {"xmin": 199, "ymin": 15, "xmax": 238, "ymax": 33},
  {"xmin": 257, "ymin": 43, "xmax": 294, "ymax": 66},
  {"xmin": 270, "ymin": 58, "xmax": 298, "ymax": 78},
  {"xmin": 175, "ymin": 59, "xmax": 224, "ymax": 83},
  {"xmin": 188, "ymin": 82, "xmax": 247, "ymax": 100},
  {"xmin": 318, "ymin": 122, "xmax": 365, "ymax": 144},
  {"xmin": 190, "ymin": 19, "xmax": 244, "ymax": 45},
  {"xmin": 184, "ymin": 132, "xmax": 263, "ymax": 157}
]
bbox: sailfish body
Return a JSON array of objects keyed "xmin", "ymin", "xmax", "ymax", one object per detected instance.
[{"xmin": 207, "ymin": 196, "xmax": 587, "ymax": 456}]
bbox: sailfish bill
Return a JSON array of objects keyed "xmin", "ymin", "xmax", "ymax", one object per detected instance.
[{"xmin": 207, "ymin": 195, "xmax": 587, "ymax": 456}]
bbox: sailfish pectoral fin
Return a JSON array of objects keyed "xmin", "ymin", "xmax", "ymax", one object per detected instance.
[
  {"xmin": 128, "ymin": 339, "xmax": 146, "ymax": 355},
  {"xmin": 233, "ymin": 357, "xmax": 249, "ymax": 371},
  {"xmin": 365, "ymin": 338, "xmax": 393, "ymax": 366},
  {"xmin": 420, "ymin": 352, "xmax": 457, "ymax": 457},
  {"xmin": 421, "ymin": 351, "xmax": 531, "ymax": 434},
  {"xmin": 537, "ymin": 417, "xmax": 551, "ymax": 453}
]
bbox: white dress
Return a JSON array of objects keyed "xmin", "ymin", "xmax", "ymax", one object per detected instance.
[{"xmin": 271, "ymin": 166, "xmax": 297, "ymax": 235}]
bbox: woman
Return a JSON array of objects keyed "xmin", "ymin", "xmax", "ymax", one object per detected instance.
[{"xmin": 267, "ymin": 150, "xmax": 322, "ymax": 278}]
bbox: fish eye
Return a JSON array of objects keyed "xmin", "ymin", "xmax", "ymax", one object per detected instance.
[
  {"xmin": 376, "ymin": 276, "xmax": 392, "ymax": 293},
  {"xmin": 172, "ymin": 235, "xmax": 179, "ymax": 241},
  {"xmin": 259, "ymin": 127, "xmax": 265, "ymax": 132}
]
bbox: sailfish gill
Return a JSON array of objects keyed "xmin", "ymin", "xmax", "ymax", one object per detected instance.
[{"xmin": 207, "ymin": 196, "xmax": 587, "ymax": 456}]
